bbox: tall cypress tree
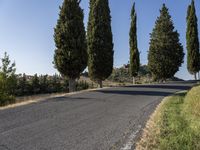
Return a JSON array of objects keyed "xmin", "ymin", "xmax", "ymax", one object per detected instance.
[
  {"xmin": 148, "ymin": 4, "xmax": 184, "ymax": 81},
  {"xmin": 87, "ymin": 0, "xmax": 114, "ymax": 88},
  {"xmin": 129, "ymin": 3, "xmax": 140, "ymax": 84},
  {"xmin": 54, "ymin": 0, "xmax": 87, "ymax": 92},
  {"xmin": 186, "ymin": 0, "xmax": 200, "ymax": 80}
]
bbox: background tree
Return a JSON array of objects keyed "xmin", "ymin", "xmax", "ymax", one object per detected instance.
[
  {"xmin": 186, "ymin": 0, "xmax": 200, "ymax": 80},
  {"xmin": 129, "ymin": 3, "xmax": 140, "ymax": 84},
  {"xmin": 16, "ymin": 73, "xmax": 30, "ymax": 96},
  {"xmin": 49, "ymin": 74, "xmax": 62, "ymax": 93},
  {"xmin": 87, "ymin": 0, "xmax": 114, "ymax": 88},
  {"xmin": 39, "ymin": 75, "xmax": 49, "ymax": 93},
  {"xmin": 148, "ymin": 4, "xmax": 184, "ymax": 81},
  {"xmin": 54, "ymin": 0, "xmax": 87, "ymax": 92},
  {"xmin": 31, "ymin": 74, "xmax": 40, "ymax": 94}
]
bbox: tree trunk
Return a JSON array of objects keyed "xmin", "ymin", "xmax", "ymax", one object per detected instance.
[
  {"xmin": 194, "ymin": 73, "xmax": 197, "ymax": 80},
  {"xmin": 69, "ymin": 78, "xmax": 76, "ymax": 93},
  {"xmin": 98, "ymin": 80, "xmax": 103, "ymax": 88},
  {"xmin": 198, "ymin": 72, "xmax": 200, "ymax": 80},
  {"xmin": 133, "ymin": 76, "xmax": 136, "ymax": 84}
]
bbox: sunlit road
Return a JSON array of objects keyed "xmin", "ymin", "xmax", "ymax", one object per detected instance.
[{"xmin": 0, "ymin": 81, "xmax": 195, "ymax": 150}]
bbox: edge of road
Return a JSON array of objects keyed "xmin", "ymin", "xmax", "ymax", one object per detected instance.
[
  {"xmin": 0, "ymin": 81, "xmax": 195, "ymax": 111},
  {"xmin": 0, "ymin": 87, "xmax": 111, "ymax": 110}
]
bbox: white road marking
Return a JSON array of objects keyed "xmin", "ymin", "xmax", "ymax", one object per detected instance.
[{"xmin": 120, "ymin": 125, "xmax": 142, "ymax": 150}]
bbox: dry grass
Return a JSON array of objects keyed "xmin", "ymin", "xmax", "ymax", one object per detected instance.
[{"xmin": 136, "ymin": 96, "xmax": 169, "ymax": 150}]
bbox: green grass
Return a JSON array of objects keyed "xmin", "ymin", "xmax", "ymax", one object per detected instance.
[{"xmin": 136, "ymin": 85, "xmax": 200, "ymax": 150}]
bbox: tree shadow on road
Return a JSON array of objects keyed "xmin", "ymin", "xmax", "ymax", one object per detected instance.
[
  {"xmin": 97, "ymin": 82, "xmax": 194, "ymax": 96},
  {"xmin": 125, "ymin": 85, "xmax": 192, "ymax": 91},
  {"xmin": 98, "ymin": 90, "xmax": 174, "ymax": 97},
  {"xmin": 40, "ymin": 96, "xmax": 94, "ymax": 103}
]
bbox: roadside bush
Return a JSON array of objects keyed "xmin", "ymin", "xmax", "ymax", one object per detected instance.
[
  {"xmin": 108, "ymin": 65, "xmax": 152, "ymax": 83},
  {"xmin": 108, "ymin": 67, "xmax": 132, "ymax": 83},
  {"xmin": 39, "ymin": 75, "xmax": 49, "ymax": 93},
  {"xmin": 76, "ymin": 80, "xmax": 89, "ymax": 91},
  {"xmin": 15, "ymin": 74, "xmax": 90, "ymax": 97},
  {"xmin": 30, "ymin": 74, "xmax": 40, "ymax": 94},
  {"xmin": 16, "ymin": 74, "xmax": 31, "ymax": 96},
  {"xmin": 0, "ymin": 92, "xmax": 15, "ymax": 106}
]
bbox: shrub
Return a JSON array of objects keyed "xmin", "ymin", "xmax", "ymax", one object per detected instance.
[
  {"xmin": 0, "ymin": 92, "xmax": 15, "ymax": 106},
  {"xmin": 76, "ymin": 81, "xmax": 89, "ymax": 91}
]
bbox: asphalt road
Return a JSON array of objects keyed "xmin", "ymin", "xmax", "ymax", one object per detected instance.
[{"xmin": 0, "ymin": 81, "xmax": 195, "ymax": 150}]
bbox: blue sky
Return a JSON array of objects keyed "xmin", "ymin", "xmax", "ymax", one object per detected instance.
[{"xmin": 0, "ymin": 0, "xmax": 199, "ymax": 80}]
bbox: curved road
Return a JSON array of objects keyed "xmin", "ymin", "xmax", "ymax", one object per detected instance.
[{"xmin": 0, "ymin": 81, "xmax": 195, "ymax": 150}]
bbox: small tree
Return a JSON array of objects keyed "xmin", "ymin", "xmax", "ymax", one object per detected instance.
[
  {"xmin": 54, "ymin": 0, "xmax": 87, "ymax": 92},
  {"xmin": 17, "ymin": 73, "xmax": 29, "ymax": 96},
  {"xmin": 148, "ymin": 4, "xmax": 184, "ymax": 81},
  {"xmin": 129, "ymin": 3, "xmax": 140, "ymax": 84},
  {"xmin": 31, "ymin": 74, "xmax": 40, "ymax": 94},
  {"xmin": 49, "ymin": 74, "xmax": 62, "ymax": 93},
  {"xmin": 87, "ymin": 0, "xmax": 114, "ymax": 88},
  {"xmin": 186, "ymin": 0, "xmax": 200, "ymax": 80},
  {"xmin": 0, "ymin": 52, "xmax": 16, "ymax": 105},
  {"xmin": 0, "ymin": 52, "xmax": 16, "ymax": 94},
  {"xmin": 39, "ymin": 75, "xmax": 49, "ymax": 93}
]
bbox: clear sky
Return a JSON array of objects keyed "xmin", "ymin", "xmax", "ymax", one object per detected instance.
[{"xmin": 0, "ymin": 0, "xmax": 199, "ymax": 80}]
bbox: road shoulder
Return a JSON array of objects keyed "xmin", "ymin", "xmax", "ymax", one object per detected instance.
[{"xmin": 0, "ymin": 87, "xmax": 109, "ymax": 110}]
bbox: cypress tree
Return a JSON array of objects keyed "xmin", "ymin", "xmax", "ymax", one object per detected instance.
[
  {"xmin": 148, "ymin": 4, "xmax": 184, "ymax": 81},
  {"xmin": 87, "ymin": 0, "xmax": 114, "ymax": 88},
  {"xmin": 186, "ymin": 0, "xmax": 200, "ymax": 80},
  {"xmin": 54, "ymin": 0, "xmax": 87, "ymax": 92},
  {"xmin": 129, "ymin": 3, "xmax": 140, "ymax": 84}
]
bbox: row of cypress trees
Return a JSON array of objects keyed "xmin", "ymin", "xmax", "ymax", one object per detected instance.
[
  {"xmin": 137, "ymin": 1, "xmax": 199, "ymax": 81},
  {"xmin": 54, "ymin": 0, "xmax": 200, "ymax": 92},
  {"xmin": 54, "ymin": 0, "xmax": 113, "ymax": 92},
  {"xmin": 122, "ymin": 2, "xmax": 186, "ymax": 82}
]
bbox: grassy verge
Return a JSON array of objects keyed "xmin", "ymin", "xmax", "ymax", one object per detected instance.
[{"xmin": 136, "ymin": 85, "xmax": 200, "ymax": 150}]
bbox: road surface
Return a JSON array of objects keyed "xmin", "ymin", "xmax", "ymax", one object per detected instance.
[{"xmin": 0, "ymin": 81, "xmax": 195, "ymax": 150}]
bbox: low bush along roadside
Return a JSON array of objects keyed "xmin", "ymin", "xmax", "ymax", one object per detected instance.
[{"xmin": 136, "ymin": 85, "xmax": 200, "ymax": 150}]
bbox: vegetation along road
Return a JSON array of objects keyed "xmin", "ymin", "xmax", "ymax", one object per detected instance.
[{"xmin": 0, "ymin": 81, "xmax": 195, "ymax": 150}]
